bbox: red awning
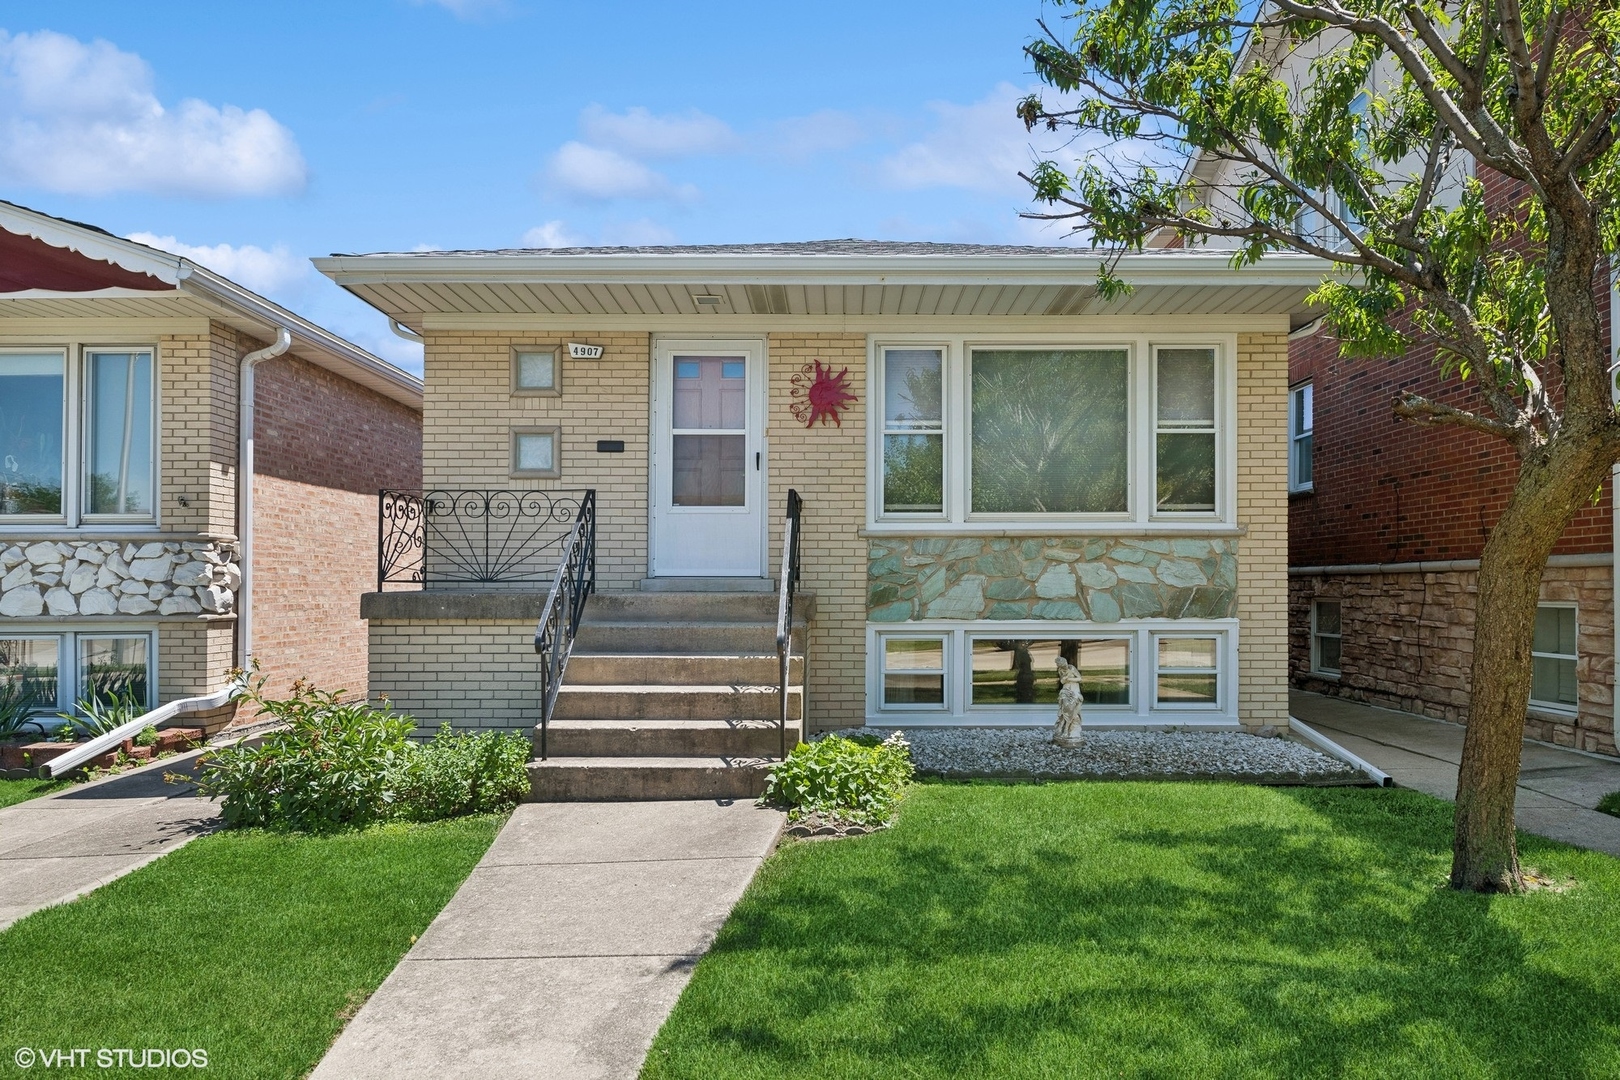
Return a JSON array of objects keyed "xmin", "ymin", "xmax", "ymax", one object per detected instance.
[{"xmin": 0, "ymin": 227, "xmax": 174, "ymax": 292}]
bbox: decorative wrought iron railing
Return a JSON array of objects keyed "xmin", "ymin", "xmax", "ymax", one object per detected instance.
[
  {"xmin": 377, "ymin": 489, "xmax": 593, "ymax": 588},
  {"xmin": 532, "ymin": 490, "xmax": 597, "ymax": 760},
  {"xmin": 775, "ymin": 489, "xmax": 803, "ymax": 760}
]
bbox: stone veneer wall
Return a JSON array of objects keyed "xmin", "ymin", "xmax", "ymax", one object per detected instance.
[
  {"xmin": 1290, "ymin": 563, "xmax": 1616, "ymax": 756},
  {"xmin": 867, "ymin": 536, "xmax": 1237, "ymax": 622},
  {"xmin": 0, "ymin": 539, "xmax": 240, "ymax": 618}
]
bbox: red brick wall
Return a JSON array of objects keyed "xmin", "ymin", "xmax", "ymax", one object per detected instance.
[
  {"xmin": 1290, "ymin": 174, "xmax": 1614, "ymax": 566},
  {"xmin": 250, "ymin": 353, "xmax": 422, "ymax": 698}
]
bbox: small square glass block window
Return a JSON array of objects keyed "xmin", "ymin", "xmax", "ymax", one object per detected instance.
[
  {"xmin": 881, "ymin": 637, "xmax": 946, "ymax": 708},
  {"xmin": 514, "ymin": 350, "xmax": 557, "ymax": 392},
  {"xmin": 1530, "ymin": 605, "xmax": 1578, "ymax": 710},
  {"xmin": 511, "ymin": 429, "xmax": 559, "ymax": 477},
  {"xmin": 1157, "ymin": 637, "xmax": 1219, "ymax": 705}
]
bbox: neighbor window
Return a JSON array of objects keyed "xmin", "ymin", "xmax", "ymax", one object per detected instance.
[
  {"xmin": 0, "ymin": 631, "xmax": 152, "ymax": 714},
  {"xmin": 1530, "ymin": 604, "xmax": 1577, "ymax": 712},
  {"xmin": 970, "ymin": 348, "xmax": 1129, "ymax": 515},
  {"xmin": 969, "ymin": 637, "xmax": 1130, "ymax": 706},
  {"xmin": 0, "ymin": 351, "xmax": 66, "ymax": 516},
  {"xmin": 1156, "ymin": 637, "xmax": 1219, "ymax": 706},
  {"xmin": 1289, "ymin": 383, "xmax": 1314, "ymax": 492},
  {"xmin": 512, "ymin": 349, "xmax": 559, "ymax": 393},
  {"xmin": 1155, "ymin": 347, "xmax": 1217, "ymax": 512},
  {"xmin": 1312, "ymin": 599, "xmax": 1342, "ymax": 675},
  {"xmin": 510, "ymin": 427, "xmax": 560, "ymax": 478},
  {"xmin": 881, "ymin": 348, "xmax": 944, "ymax": 514},
  {"xmin": 0, "ymin": 346, "xmax": 157, "ymax": 522},
  {"xmin": 83, "ymin": 350, "xmax": 155, "ymax": 517},
  {"xmin": 880, "ymin": 637, "xmax": 947, "ymax": 708}
]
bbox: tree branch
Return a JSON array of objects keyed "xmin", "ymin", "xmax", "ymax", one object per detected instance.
[{"xmin": 1393, "ymin": 391, "xmax": 1530, "ymax": 444}]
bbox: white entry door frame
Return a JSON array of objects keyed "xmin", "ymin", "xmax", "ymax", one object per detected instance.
[{"xmin": 649, "ymin": 337, "xmax": 768, "ymax": 577}]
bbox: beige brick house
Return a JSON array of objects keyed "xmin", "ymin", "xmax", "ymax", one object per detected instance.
[
  {"xmin": 316, "ymin": 241, "xmax": 1326, "ymax": 796},
  {"xmin": 0, "ymin": 202, "xmax": 422, "ymax": 750}
]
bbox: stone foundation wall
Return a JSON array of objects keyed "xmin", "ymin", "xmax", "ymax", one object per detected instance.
[
  {"xmin": 1289, "ymin": 563, "xmax": 1616, "ymax": 756},
  {"xmin": 0, "ymin": 539, "xmax": 240, "ymax": 618}
]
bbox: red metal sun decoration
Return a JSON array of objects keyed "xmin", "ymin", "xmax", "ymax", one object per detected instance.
[{"xmin": 788, "ymin": 360, "xmax": 858, "ymax": 428}]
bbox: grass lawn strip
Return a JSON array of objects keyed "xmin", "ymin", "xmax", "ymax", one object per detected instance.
[
  {"xmin": 0, "ymin": 814, "xmax": 502, "ymax": 1079},
  {"xmin": 645, "ymin": 782, "xmax": 1620, "ymax": 1079},
  {"xmin": 0, "ymin": 776, "xmax": 71, "ymax": 809}
]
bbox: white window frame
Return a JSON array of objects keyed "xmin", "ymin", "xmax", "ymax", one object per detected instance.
[
  {"xmin": 867, "ymin": 334, "xmax": 1238, "ymax": 534},
  {"xmin": 1311, "ymin": 599, "xmax": 1342, "ymax": 677},
  {"xmin": 876, "ymin": 344, "xmax": 949, "ymax": 519},
  {"xmin": 0, "ymin": 626, "xmax": 157, "ymax": 717},
  {"xmin": 1289, "ymin": 382, "xmax": 1314, "ymax": 493},
  {"xmin": 1151, "ymin": 345, "xmax": 1220, "ymax": 517},
  {"xmin": 1151, "ymin": 633, "xmax": 1224, "ymax": 711},
  {"xmin": 866, "ymin": 620, "xmax": 1237, "ymax": 725},
  {"xmin": 875, "ymin": 633, "xmax": 950, "ymax": 712},
  {"xmin": 1529, "ymin": 602, "xmax": 1578, "ymax": 716},
  {"xmin": 0, "ymin": 342, "xmax": 161, "ymax": 531},
  {"xmin": 964, "ymin": 632, "xmax": 1136, "ymax": 713}
]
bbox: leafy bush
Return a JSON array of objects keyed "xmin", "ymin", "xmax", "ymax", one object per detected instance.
[
  {"xmin": 761, "ymin": 732, "xmax": 913, "ymax": 825},
  {"xmin": 195, "ymin": 674, "xmax": 530, "ymax": 832},
  {"xmin": 133, "ymin": 725, "xmax": 160, "ymax": 748},
  {"xmin": 1599, "ymin": 791, "xmax": 1620, "ymax": 819},
  {"xmin": 57, "ymin": 685, "xmax": 147, "ymax": 740},
  {"xmin": 395, "ymin": 725, "xmax": 531, "ymax": 821}
]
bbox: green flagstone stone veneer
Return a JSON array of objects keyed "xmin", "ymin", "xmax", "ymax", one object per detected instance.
[{"xmin": 867, "ymin": 536, "xmax": 1238, "ymax": 623}]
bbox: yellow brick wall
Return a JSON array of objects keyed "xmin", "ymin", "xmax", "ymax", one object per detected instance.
[
  {"xmin": 368, "ymin": 619, "xmax": 540, "ymax": 732},
  {"xmin": 157, "ymin": 619, "xmax": 236, "ymax": 702},
  {"xmin": 1235, "ymin": 331, "xmax": 1290, "ymax": 729},
  {"xmin": 766, "ymin": 334, "xmax": 868, "ymax": 731},
  {"xmin": 421, "ymin": 331, "xmax": 650, "ymax": 590},
  {"xmin": 159, "ymin": 327, "xmax": 241, "ymax": 538}
]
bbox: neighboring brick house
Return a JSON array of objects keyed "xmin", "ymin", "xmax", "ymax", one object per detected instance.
[
  {"xmin": 1159, "ymin": 47, "xmax": 1620, "ymax": 756},
  {"xmin": 312, "ymin": 240, "xmax": 1325, "ymax": 796},
  {"xmin": 0, "ymin": 202, "xmax": 422, "ymax": 731}
]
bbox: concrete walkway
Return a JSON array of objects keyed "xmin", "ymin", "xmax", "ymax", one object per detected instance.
[
  {"xmin": 1292, "ymin": 690, "xmax": 1620, "ymax": 858},
  {"xmin": 312, "ymin": 799, "xmax": 785, "ymax": 1080},
  {"xmin": 0, "ymin": 752, "xmax": 218, "ymax": 931}
]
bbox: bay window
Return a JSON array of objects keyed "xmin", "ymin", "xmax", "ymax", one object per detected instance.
[
  {"xmin": 874, "ymin": 339, "xmax": 1230, "ymax": 525},
  {"xmin": 0, "ymin": 345, "xmax": 157, "ymax": 524}
]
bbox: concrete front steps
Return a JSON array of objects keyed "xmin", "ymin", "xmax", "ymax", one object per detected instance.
[{"xmin": 527, "ymin": 589, "xmax": 812, "ymax": 802}]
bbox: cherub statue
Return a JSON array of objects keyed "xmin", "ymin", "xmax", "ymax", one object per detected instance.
[{"xmin": 1052, "ymin": 655, "xmax": 1085, "ymax": 748}]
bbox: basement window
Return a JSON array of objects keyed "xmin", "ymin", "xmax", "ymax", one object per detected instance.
[
  {"xmin": 1312, "ymin": 600, "xmax": 1342, "ymax": 676},
  {"xmin": 879, "ymin": 637, "xmax": 947, "ymax": 709},
  {"xmin": 1530, "ymin": 604, "xmax": 1578, "ymax": 713}
]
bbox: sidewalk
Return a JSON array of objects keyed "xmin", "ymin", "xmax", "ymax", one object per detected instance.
[
  {"xmin": 312, "ymin": 799, "xmax": 784, "ymax": 1080},
  {"xmin": 0, "ymin": 753, "xmax": 218, "ymax": 931},
  {"xmin": 1292, "ymin": 690, "xmax": 1620, "ymax": 858}
]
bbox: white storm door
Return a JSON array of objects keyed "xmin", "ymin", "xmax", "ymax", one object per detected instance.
[{"xmin": 651, "ymin": 340, "xmax": 766, "ymax": 576}]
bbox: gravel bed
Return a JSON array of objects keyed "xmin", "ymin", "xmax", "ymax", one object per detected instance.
[{"xmin": 827, "ymin": 727, "xmax": 1366, "ymax": 784}]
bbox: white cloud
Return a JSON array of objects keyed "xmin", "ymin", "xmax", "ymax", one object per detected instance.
[
  {"xmin": 0, "ymin": 29, "xmax": 306, "ymax": 197},
  {"xmin": 763, "ymin": 110, "xmax": 869, "ymax": 162},
  {"xmin": 878, "ymin": 83, "xmax": 1068, "ymax": 196},
  {"xmin": 126, "ymin": 233, "xmax": 312, "ymax": 299},
  {"xmin": 544, "ymin": 141, "xmax": 697, "ymax": 202},
  {"xmin": 522, "ymin": 221, "xmax": 582, "ymax": 248},
  {"xmin": 579, "ymin": 105, "xmax": 738, "ymax": 159}
]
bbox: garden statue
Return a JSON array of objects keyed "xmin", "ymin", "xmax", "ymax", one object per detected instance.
[{"xmin": 1052, "ymin": 656, "xmax": 1084, "ymax": 748}]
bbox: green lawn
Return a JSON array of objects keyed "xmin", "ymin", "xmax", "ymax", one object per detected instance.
[
  {"xmin": 0, "ymin": 815, "xmax": 502, "ymax": 1079},
  {"xmin": 645, "ymin": 782, "xmax": 1620, "ymax": 1080},
  {"xmin": 0, "ymin": 776, "xmax": 70, "ymax": 809}
]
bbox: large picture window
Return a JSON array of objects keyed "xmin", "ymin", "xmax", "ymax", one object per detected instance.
[
  {"xmin": 0, "ymin": 345, "xmax": 156, "ymax": 523},
  {"xmin": 970, "ymin": 637, "xmax": 1131, "ymax": 706},
  {"xmin": 970, "ymin": 348, "xmax": 1129, "ymax": 515},
  {"xmin": 873, "ymin": 339, "xmax": 1230, "ymax": 526}
]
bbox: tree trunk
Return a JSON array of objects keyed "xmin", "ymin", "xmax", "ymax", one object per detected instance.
[{"xmin": 1451, "ymin": 445, "xmax": 1611, "ymax": 890}]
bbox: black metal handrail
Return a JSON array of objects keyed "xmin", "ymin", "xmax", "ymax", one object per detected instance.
[
  {"xmin": 533, "ymin": 490, "xmax": 597, "ymax": 760},
  {"xmin": 377, "ymin": 488, "xmax": 593, "ymax": 588},
  {"xmin": 775, "ymin": 489, "xmax": 803, "ymax": 760}
]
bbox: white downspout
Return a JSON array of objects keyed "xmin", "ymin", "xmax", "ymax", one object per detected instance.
[{"xmin": 238, "ymin": 328, "xmax": 292, "ymax": 670}]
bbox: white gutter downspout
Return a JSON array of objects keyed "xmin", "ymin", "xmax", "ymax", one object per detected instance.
[
  {"xmin": 388, "ymin": 318, "xmax": 424, "ymax": 344},
  {"xmin": 238, "ymin": 327, "xmax": 293, "ymax": 670}
]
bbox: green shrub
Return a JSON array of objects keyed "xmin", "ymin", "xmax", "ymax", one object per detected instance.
[
  {"xmin": 761, "ymin": 732, "xmax": 913, "ymax": 825},
  {"xmin": 194, "ymin": 674, "xmax": 531, "ymax": 832},
  {"xmin": 133, "ymin": 725, "xmax": 160, "ymax": 748},
  {"xmin": 1599, "ymin": 791, "xmax": 1620, "ymax": 819},
  {"xmin": 0, "ymin": 680, "xmax": 47, "ymax": 740},
  {"xmin": 395, "ymin": 725, "xmax": 531, "ymax": 821},
  {"xmin": 57, "ymin": 685, "xmax": 146, "ymax": 740}
]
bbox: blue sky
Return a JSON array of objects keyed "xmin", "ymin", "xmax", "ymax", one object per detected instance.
[{"xmin": 0, "ymin": 1, "xmax": 1097, "ymax": 373}]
